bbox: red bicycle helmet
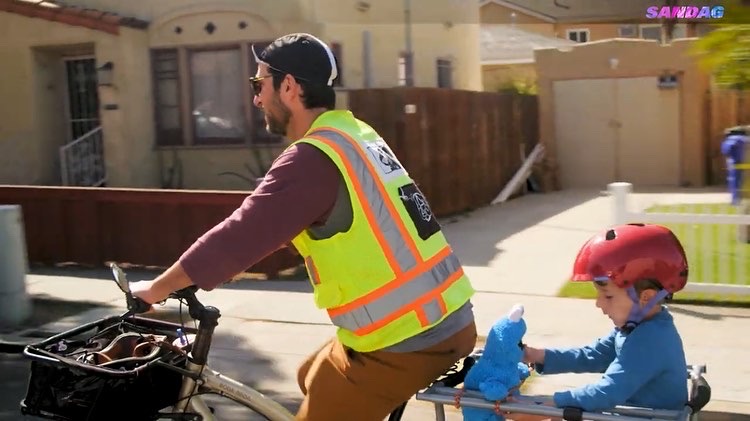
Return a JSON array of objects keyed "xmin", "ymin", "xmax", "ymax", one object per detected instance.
[{"xmin": 572, "ymin": 223, "xmax": 688, "ymax": 293}]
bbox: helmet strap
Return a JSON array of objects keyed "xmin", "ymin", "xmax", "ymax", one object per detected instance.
[{"xmin": 621, "ymin": 287, "xmax": 670, "ymax": 332}]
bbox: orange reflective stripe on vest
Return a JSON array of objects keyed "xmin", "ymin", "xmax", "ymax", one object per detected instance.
[
  {"xmin": 328, "ymin": 250, "xmax": 464, "ymax": 335},
  {"xmin": 306, "ymin": 127, "xmax": 462, "ymax": 335},
  {"xmin": 304, "ymin": 256, "xmax": 321, "ymax": 284}
]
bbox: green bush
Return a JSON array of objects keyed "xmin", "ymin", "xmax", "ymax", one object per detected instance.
[{"xmin": 496, "ymin": 78, "xmax": 538, "ymax": 95}]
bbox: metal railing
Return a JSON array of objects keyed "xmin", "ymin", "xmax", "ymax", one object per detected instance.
[{"xmin": 60, "ymin": 125, "xmax": 106, "ymax": 186}]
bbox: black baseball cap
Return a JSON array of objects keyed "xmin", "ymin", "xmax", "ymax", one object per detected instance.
[{"xmin": 252, "ymin": 33, "xmax": 339, "ymax": 87}]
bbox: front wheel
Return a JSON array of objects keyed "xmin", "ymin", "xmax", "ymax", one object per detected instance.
[{"xmin": 183, "ymin": 393, "xmax": 289, "ymax": 421}]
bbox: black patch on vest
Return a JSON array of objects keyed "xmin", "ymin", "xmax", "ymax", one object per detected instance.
[{"xmin": 398, "ymin": 183, "xmax": 440, "ymax": 240}]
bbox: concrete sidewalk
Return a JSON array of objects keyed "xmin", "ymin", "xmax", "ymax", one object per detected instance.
[
  {"xmin": 2, "ymin": 186, "xmax": 748, "ymax": 420},
  {"xmin": 444, "ymin": 187, "xmax": 730, "ymax": 297}
]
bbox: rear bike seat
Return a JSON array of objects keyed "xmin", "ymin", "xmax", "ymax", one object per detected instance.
[{"xmin": 416, "ymin": 349, "xmax": 712, "ymax": 421}]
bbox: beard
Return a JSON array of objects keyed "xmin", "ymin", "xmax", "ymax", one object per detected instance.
[{"xmin": 265, "ymin": 95, "xmax": 292, "ymax": 136}]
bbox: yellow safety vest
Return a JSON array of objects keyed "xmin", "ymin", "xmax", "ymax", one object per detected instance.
[{"xmin": 290, "ymin": 110, "xmax": 475, "ymax": 352}]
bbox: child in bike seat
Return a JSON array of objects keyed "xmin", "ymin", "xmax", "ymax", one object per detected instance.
[{"xmin": 521, "ymin": 223, "xmax": 690, "ymax": 415}]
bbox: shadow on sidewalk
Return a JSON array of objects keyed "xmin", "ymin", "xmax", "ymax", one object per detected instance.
[
  {"xmin": 0, "ymin": 295, "xmax": 111, "ymax": 336},
  {"xmin": 29, "ymin": 264, "xmax": 164, "ymax": 282},
  {"xmin": 700, "ymin": 411, "xmax": 750, "ymax": 421},
  {"xmin": 670, "ymin": 304, "xmax": 750, "ymax": 320},
  {"xmin": 441, "ymin": 189, "xmax": 605, "ymax": 266},
  {"xmin": 29, "ymin": 264, "xmax": 312, "ymax": 293}
]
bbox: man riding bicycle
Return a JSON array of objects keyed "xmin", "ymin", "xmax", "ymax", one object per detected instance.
[{"xmin": 131, "ymin": 32, "xmax": 477, "ymax": 421}]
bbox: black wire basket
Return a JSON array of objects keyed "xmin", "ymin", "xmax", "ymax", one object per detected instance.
[{"xmin": 20, "ymin": 315, "xmax": 196, "ymax": 421}]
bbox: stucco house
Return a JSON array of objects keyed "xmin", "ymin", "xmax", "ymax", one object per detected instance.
[
  {"xmin": 0, "ymin": 0, "xmax": 482, "ymax": 190},
  {"xmin": 481, "ymin": 24, "xmax": 575, "ymax": 92},
  {"xmin": 479, "ymin": 0, "xmax": 716, "ymax": 91}
]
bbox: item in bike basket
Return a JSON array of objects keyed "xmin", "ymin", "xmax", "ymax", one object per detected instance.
[
  {"xmin": 173, "ymin": 329, "xmax": 195, "ymax": 350},
  {"xmin": 21, "ymin": 315, "xmax": 190, "ymax": 421},
  {"xmin": 79, "ymin": 332, "xmax": 168, "ymax": 366}
]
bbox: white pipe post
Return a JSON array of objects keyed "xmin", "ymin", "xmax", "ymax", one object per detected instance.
[
  {"xmin": 0, "ymin": 205, "xmax": 31, "ymax": 328},
  {"xmin": 608, "ymin": 182, "xmax": 633, "ymax": 225}
]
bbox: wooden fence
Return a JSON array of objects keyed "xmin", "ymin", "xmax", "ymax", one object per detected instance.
[
  {"xmin": 348, "ymin": 88, "xmax": 539, "ymax": 216},
  {"xmin": 0, "ymin": 186, "xmax": 302, "ymax": 276},
  {"xmin": 0, "ymin": 88, "xmax": 539, "ymax": 271}
]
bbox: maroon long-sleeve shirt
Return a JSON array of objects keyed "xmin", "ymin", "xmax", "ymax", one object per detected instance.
[{"xmin": 179, "ymin": 143, "xmax": 340, "ymax": 290}]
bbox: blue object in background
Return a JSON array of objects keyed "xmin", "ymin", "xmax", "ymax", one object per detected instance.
[{"xmin": 721, "ymin": 126, "xmax": 749, "ymax": 205}]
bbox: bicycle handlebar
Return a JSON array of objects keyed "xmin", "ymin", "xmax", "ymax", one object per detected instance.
[
  {"xmin": 110, "ymin": 262, "xmax": 204, "ymax": 319},
  {"xmin": 111, "ymin": 263, "xmax": 219, "ymax": 365},
  {"xmin": 124, "ymin": 285, "xmax": 205, "ymax": 320},
  {"xmin": 125, "ymin": 293, "xmax": 152, "ymax": 315}
]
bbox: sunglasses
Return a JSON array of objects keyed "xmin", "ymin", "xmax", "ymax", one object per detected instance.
[
  {"xmin": 249, "ymin": 74, "xmax": 273, "ymax": 95},
  {"xmin": 250, "ymin": 64, "xmax": 310, "ymax": 96}
]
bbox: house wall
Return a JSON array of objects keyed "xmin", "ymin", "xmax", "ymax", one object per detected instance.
[
  {"xmin": 315, "ymin": 0, "xmax": 481, "ymax": 90},
  {"xmin": 0, "ymin": 11, "xmax": 156, "ymax": 186},
  {"xmin": 553, "ymin": 23, "xmax": 621, "ymax": 41},
  {"xmin": 323, "ymin": 23, "xmax": 481, "ymax": 90},
  {"xmin": 144, "ymin": 3, "xmax": 321, "ymax": 190},
  {"xmin": 535, "ymin": 38, "xmax": 711, "ymax": 189},
  {"xmin": 2, "ymin": 0, "xmax": 483, "ymax": 190},
  {"xmin": 479, "ymin": 2, "xmax": 554, "ymax": 36},
  {"xmin": 478, "ymin": 3, "xmax": 706, "ymax": 43}
]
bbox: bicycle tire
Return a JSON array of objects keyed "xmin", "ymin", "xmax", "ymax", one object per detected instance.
[{"xmin": 188, "ymin": 393, "xmax": 284, "ymax": 421}]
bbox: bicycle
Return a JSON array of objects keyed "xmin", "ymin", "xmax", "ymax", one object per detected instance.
[
  {"xmin": 17, "ymin": 263, "xmax": 419, "ymax": 421},
  {"xmin": 14, "ymin": 263, "xmax": 714, "ymax": 421}
]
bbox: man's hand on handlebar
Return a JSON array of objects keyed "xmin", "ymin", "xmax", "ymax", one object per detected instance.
[
  {"xmin": 130, "ymin": 279, "xmax": 171, "ymax": 305},
  {"xmin": 130, "ymin": 262, "xmax": 197, "ymax": 305}
]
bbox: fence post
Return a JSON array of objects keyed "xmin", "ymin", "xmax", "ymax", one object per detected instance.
[
  {"xmin": 608, "ymin": 182, "xmax": 633, "ymax": 225},
  {"xmin": 0, "ymin": 205, "xmax": 31, "ymax": 328}
]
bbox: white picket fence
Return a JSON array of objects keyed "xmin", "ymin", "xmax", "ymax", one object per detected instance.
[{"xmin": 609, "ymin": 182, "xmax": 750, "ymax": 296}]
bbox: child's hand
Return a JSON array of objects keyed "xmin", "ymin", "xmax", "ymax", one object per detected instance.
[{"xmin": 523, "ymin": 346, "xmax": 545, "ymax": 364}]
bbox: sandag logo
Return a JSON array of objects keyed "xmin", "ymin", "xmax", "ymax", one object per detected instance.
[{"xmin": 645, "ymin": 5, "xmax": 725, "ymax": 19}]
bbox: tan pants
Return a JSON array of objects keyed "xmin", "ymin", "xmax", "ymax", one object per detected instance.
[{"xmin": 295, "ymin": 322, "xmax": 477, "ymax": 421}]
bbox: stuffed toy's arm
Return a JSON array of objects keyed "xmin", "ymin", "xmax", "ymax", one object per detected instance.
[{"xmin": 479, "ymin": 379, "xmax": 511, "ymax": 401}]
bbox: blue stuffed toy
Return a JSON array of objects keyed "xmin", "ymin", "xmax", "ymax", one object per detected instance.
[{"xmin": 462, "ymin": 304, "xmax": 531, "ymax": 421}]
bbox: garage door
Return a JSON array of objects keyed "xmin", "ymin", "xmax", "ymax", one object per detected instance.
[{"xmin": 553, "ymin": 77, "xmax": 680, "ymax": 188}]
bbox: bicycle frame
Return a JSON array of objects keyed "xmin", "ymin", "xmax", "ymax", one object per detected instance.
[
  {"xmin": 107, "ymin": 263, "xmax": 408, "ymax": 421},
  {"xmin": 108, "ymin": 264, "xmax": 296, "ymax": 420},
  {"xmin": 173, "ymin": 360, "xmax": 295, "ymax": 420}
]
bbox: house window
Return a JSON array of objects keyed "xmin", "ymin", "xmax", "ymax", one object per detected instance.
[
  {"xmin": 670, "ymin": 23, "xmax": 688, "ymax": 39},
  {"xmin": 398, "ymin": 51, "xmax": 414, "ymax": 86},
  {"xmin": 398, "ymin": 53, "xmax": 407, "ymax": 86},
  {"xmin": 152, "ymin": 50, "xmax": 183, "ymax": 146},
  {"xmin": 190, "ymin": 48, "xmax": 245, "ymax": 144},
  {"xmin": 640, "ymin": 24, "xmax": 663, "ymax": 42},
  {"xmin": 566, "ymin": 29, "xmax": 589, "ymax": 43},
  {"xmin": 618, "ymin": 25, "xmax": 637, "ymax": 38},
  {"xmin": 436, "ymin": 58, "xmax": 453, "ymax": 88},
  {"xmin": 151, "ymin": 41, "xmax": 282, "ymax": 147},
  {"xmin": 695, "ymin": 23, "xmax": 715, "ymax": 37}
]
